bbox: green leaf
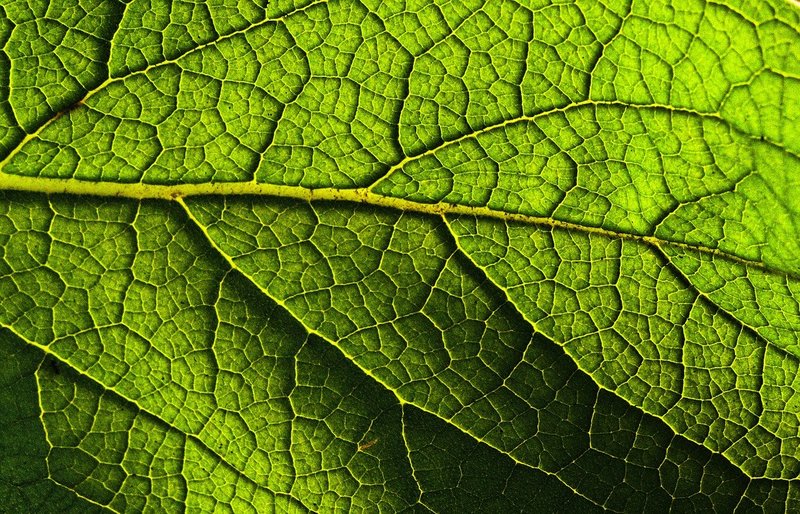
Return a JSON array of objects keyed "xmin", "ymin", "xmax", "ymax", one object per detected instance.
[{"xmin": 0, "ymin": 0, "xmax": 798, "ymax": 511}]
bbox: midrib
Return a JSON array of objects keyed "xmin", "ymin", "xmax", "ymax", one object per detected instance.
[{"xmin": 0, "ymin": 169, "xmax": 781, "ymax": 279}]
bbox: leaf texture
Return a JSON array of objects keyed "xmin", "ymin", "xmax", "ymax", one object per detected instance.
[{"xmin": 0, "ymin": 0, "xmax": 798, "ymax": 511}]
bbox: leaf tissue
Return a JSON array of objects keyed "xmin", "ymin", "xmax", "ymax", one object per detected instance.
[{"xmin": 0, "ymin": 0, "xmax": 799, "ymax": 512}]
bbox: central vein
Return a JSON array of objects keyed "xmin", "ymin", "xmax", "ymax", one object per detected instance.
[{"xmin": 0, "ymin": 170, "xmax": 773, "ymax": 275}]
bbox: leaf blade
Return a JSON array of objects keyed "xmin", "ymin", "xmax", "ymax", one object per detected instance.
[{"xmin": 1, "ymin": 0, "xmax": 799, "ymax": 510}]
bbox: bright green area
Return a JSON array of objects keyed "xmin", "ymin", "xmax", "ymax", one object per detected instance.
[{"xmin": 0, "ymin": 0, "xmax": 798, "ymax": 511}]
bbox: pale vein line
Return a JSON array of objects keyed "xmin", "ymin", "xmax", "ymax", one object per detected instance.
[{"xmin": 0, "ymin": 169, "xmax": 786, "ymax": 281}]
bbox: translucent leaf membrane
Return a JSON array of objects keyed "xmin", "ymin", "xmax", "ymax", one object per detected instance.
[
  {"xmin": 445, "ymin": 216, "xmax": 800, "ymax": 479},
  {"xmin": 375, "ymin": 106, "xmax": 800, "ymax": 274},
  {"xmin": 0, "ymin": 195, "xmax": 603, "ymax": 511},
  {"xmin": 0, "ymin": 0, "xmax": 799, "ymax": 511},
  {"xmin": 187, "ymin": 196, "xmax": 799, "ymax": 510}
]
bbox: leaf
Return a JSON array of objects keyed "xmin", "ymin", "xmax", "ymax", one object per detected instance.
[{"xmin": 0, "ymin": 0, "xmax": 799, "ymax": 511}]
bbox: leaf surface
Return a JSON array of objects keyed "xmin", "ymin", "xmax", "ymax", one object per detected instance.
[{"xmin": 0, "ymin": 0, "xmax": 799, "ymax": 511}]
